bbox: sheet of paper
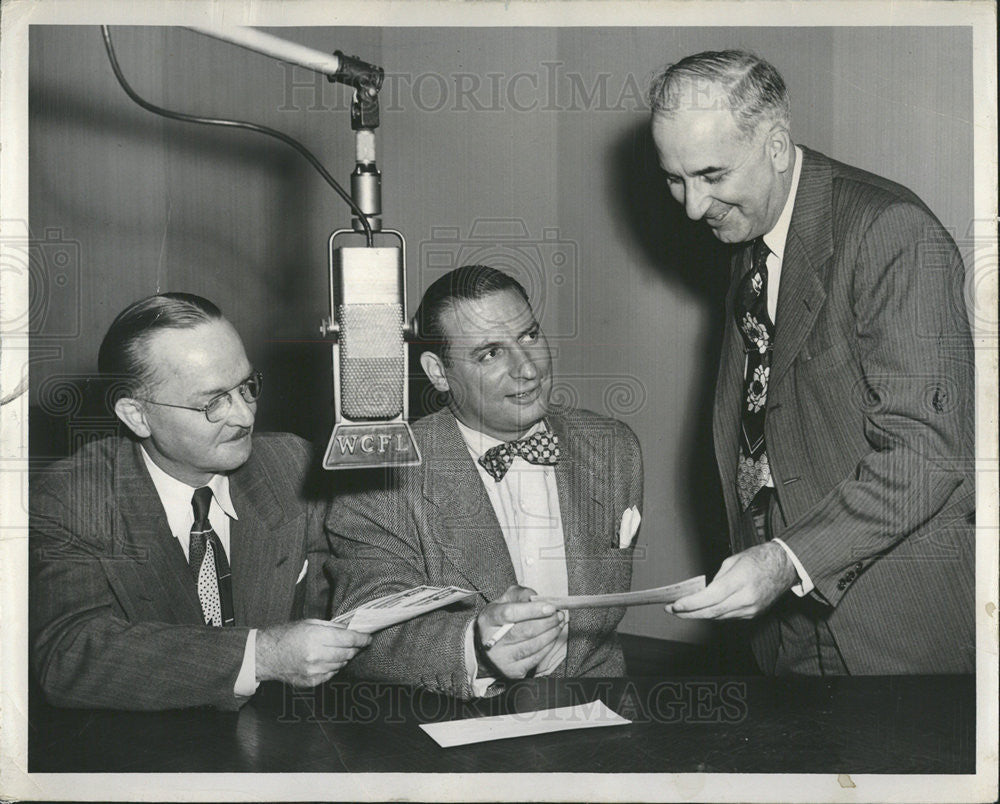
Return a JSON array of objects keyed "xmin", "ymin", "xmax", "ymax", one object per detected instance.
[
  {"xmin": 530, "ymin": 574, "xmax": 706, "ymax": 610},
  {"xmin": 332, "ymin": 585, "xmax": 476, "ymax": 633},
  {"xmin": 419, "ymin": 700, "xmax": 630, "ymax": 748}
]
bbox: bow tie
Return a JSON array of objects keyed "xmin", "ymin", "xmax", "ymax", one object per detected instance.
[{"xmin": 478, "ymin": 431, "xmax": 560, "ymax": 481}]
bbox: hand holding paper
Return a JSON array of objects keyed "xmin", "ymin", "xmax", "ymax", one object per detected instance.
[
  {"xmin": 256, "ymin": 619, "xmax": 371, "ymax": 687},
  {"xmin": 667, "ymin": 543, "xmax": 796, "ymax": 619},
  {"xmin": 476, "ymin": 585, "xmax": 564, "ymax": 679}
]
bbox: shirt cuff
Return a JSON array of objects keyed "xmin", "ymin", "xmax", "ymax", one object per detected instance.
[
  {"xmin": 772, "ymin": 538, "xmax": 815, "ymax": 596},
  {"xmin": 234, "ymin": 629, "xmax": 261, "ymax": 697},
  {"xmin": 464, "ymin": 619, "xmax": 496, "ymax": 698}
]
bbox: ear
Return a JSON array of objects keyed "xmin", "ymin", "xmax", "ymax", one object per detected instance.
[
  {"xmin": 420, "ymin": 351, "xmax": 451, "ymax": 394},
  {"xmin": 767, "ymin": 126, "xmax": 793, "ymax": 173},
  {"xmin": 114, "ymin": 397, "xmax": 152, "ymax": 439}
]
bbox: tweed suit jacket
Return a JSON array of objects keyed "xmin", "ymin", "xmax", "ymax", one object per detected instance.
[
  {"xmin": 30, "ymin": 433, "xmax": 328, "ymax": 710},
  {"xmin": 325, "ymin": 407, "xmax": 643, "ymax": 698},
  {"xmin": 713, "ymin": 146, "xmax": 975, "ymax": 674}
]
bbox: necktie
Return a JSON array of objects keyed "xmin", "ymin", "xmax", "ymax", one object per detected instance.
[
  {"xmin": 479, "ymin": 431, "xmax": 560, "ymax": 481},
  {"xmin": 735, "ymin": 238, "xmax": 774, "ymax": 510},
  {"xmin": 189, "ymin": 486, "xmax": 235, "ymax": 627}
]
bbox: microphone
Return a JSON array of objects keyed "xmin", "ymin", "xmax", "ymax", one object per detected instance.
[{"xmin": 321, "ymin": 128, "xmax": 420, "ymax": 470}]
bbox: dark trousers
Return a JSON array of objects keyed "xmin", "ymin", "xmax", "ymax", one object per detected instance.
[{"xmin": 740, "ymin": 487, "xmax": 849, "ymax": 675}]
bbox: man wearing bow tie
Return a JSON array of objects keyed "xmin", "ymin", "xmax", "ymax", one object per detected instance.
[
  {"xmin": 326, "ymin": 265, "xmax": 643, "ymax": 697},
  {"xmin": 30, "ymin": 293, "xmax": 370, "ymax": 710}
]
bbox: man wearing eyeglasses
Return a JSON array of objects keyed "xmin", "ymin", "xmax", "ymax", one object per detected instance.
[{"xmin": 30, "ymin": 292, "xmax": 369, "ymax": 711}]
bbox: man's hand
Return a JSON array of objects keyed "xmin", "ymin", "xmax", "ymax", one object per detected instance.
[
  {"xmin": 477, "ymin": 585, "xmax": 565, "ymax": 679},
  {"xmin": 666, "ymin": 542, "xmax": 798, "ymax": 619},
  {"xmin": 256, "ymin": 620, "xmax": 371, "ymax": 687}
]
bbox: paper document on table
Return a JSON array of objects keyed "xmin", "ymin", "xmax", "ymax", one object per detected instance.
[
  {"xmin": 332, "ymin": 585, "xmax": 476, "ymax": 633},
  {"xmin": 420, "ymin": 700, "xmax": 630, "ymax": 748},
  {"xmin": 531, "ymin": 575, "xmax": 706, "ymax": 610}
]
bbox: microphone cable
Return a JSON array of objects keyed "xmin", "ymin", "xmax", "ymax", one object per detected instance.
[{"xmin": 100, "ymin": 25, "xmax": 374, "ymax": 246}]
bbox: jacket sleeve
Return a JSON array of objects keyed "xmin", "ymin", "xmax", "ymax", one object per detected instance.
[
  {"xmin": 778, "ymin": 201, "xmax": 974, "ymax": 606},
  {"xmin": 30, "ymin": 471, "xmax": 251, "ymax": 711},
  {"xmin": 324, "ymin": 477, "xmax": 479, "ymax": 699}
]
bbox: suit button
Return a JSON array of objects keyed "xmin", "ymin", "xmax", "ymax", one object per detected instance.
[
  {"xmin": 854, "ymin": 562, "xmax": 864, "ymax": 571},
  {"xmin": 837, "ymin": 580, "xmax": 847, "ymax": 591}
]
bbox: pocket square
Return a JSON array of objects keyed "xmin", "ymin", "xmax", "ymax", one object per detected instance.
[
  {"xmin": 295, "ymin": 559, "xmax": 309, "ymax": 584},
  {"xmin": 618, "ymin": 506, "xmax": 641, "ymax": 548}
]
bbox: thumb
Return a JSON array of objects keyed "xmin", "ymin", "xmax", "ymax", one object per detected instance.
[{"xmin": 499, "ymin": 584, "xmax": 533, "ymax": 603}]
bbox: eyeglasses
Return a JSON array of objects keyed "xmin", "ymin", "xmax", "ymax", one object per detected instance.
[{"xmin": 137, "ymin": 370, "xmax": 263, "ymax": 423}]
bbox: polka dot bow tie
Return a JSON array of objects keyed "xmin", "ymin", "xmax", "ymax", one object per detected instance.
[{"xmin": 478, "ymin": 431, "xmax": 561, "ymax": 481}]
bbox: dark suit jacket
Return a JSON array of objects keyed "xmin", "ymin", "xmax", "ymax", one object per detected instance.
[
  {"xmin": 713, "ymin": 146, "xmax": 975, "ymax": 674},
  {"xmin": 325, "ymin": 408, "xmax": 643, "ymax": 698},
  {"xmin": 30, "ymin": 433, "xmax": 328, "ymax": 710}
]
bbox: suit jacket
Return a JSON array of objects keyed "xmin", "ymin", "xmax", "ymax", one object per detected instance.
[
  {"xmin": 325, "ymin": 407, "xmax": 643, "ymax": 698},
  {"xmin": 30, "ymin": 432, "xmax": 328, "ymax": 710},
  {"xmin": 713, "ymin": 146, "xmax": 975, "ymax": 674}
]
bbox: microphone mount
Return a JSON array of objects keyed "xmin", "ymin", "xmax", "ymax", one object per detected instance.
[
  {"xmin": 328, "ymin": 50, "xmax": 384, "ymax": 130},
  {"xmin": 120, "ymin": 26, "xmax": 417, "ymax": 469}
]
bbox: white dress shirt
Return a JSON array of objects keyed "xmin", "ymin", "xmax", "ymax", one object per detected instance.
[
  {"xmin": 454, "ymin": 419, "xmax": 570, "ymax": 695},
  {"xmin": 140, "ymin": 447, "xmax": 259, "ymax": 696},
  {"xmin": 754, "ymin": 146, "xmax": 814, "ymax": 596}
]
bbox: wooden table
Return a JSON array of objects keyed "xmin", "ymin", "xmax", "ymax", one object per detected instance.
[{"xmin": 29, "ymin": 675, "xmax": 974, "ymax": 774}]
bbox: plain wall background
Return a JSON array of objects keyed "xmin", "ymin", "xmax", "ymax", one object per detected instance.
[{"xmin": 28, "ymin": 25, "xmax": 973, "ymax": 644}]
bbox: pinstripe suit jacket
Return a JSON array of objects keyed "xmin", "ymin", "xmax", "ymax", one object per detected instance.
[
  {"xmin": 30, "ymin": 433, "xmax": 328, "ymax": 710},
  {"xmin": 714, "ymin": 146, "xmax": 975, "ymax": 674},
  {"xmin": 325, "ymin": 408, "xmax": 643, "ymax": 698}
]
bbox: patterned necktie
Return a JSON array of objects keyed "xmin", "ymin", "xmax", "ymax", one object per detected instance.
[
  {"xmin": 189, "ymin": 486, "xmax": 235, "ymax": 627},
  {"xmin": 478, "ymin": 431, "xmax": 560, "ymax": 481},
  {"xmin": 735, "ymin": 238, "xmax": 775, "ymax": 510}
]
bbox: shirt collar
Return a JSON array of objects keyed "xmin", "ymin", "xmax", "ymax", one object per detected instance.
[
  {"xmin": 454, "ymin": 416, "xmax": 548, "ymax": 461},
  {"xmin": 762, "ymin": 145, "xmax": 803, "ymax": 261},
  {"xmin": 139, "ymin": 445, "xmax": 238, "ymax": 521}
]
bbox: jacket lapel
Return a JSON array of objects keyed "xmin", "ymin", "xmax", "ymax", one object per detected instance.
[
  {"xmin": 713, "ymin": 147, "xmax": 833, "ymax": 524},
  {"xmin": 714, "ymin": 246, "xmax": 750, "ymax": 522},
  {"xmin": 771, "ymin": 146, "xmax": 832, "ymax": 386},
  {"xmin": 229, "ymin": 448, "xmax": 303, "ymax": 626},
  {"xmin": 548, "ymin": 412, "xmax": 604, "ymax": 676},
  {"xmin": 420, "ymin": 411, "xmax": 517, "ymax": 602},
  {"xmin": 548, "ymin": 413, "xmax": 602, "ymax": 599},
  {"xmin": 114, "ymin": 439, "xmax": 204, "ymax": 623}
]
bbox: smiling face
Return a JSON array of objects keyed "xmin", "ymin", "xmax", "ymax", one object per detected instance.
[
  {"xmin": 117, "ymin": 319, "xmax": 256, "ymax": 486},
  {"xmin": 651, "ymin": 92, "xmax": 793, "ymax": 244},
  {"xmin": 420, "ymin": 288, "xmax": 553, "ymax": 441}
]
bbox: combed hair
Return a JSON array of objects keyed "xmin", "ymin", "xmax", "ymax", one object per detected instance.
[
  {"xmin": 648, "ymin": 50, "xmax": 790, "ymax": 137},
  {"xmin": 413, "ymin": 265, "xmax": 529, "ymax": 362},
  {"xmin": 97, "ymin": 292, "xmax": 222, "ymax": 396}
]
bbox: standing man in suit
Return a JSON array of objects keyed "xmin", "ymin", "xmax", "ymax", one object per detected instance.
[
  {"xmin": 30, "ymin": 293, "xmax": 370, "ymax": 710},
  {"xmin": 648, "ymin": 50, "xmax": 975, "ymax": 674},
  {"xmin": 326, "ymin": 265, "xmax": 643, "ymax": 698}
]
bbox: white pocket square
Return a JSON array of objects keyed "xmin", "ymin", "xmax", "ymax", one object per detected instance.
[
  {"xmin": 618, "ymin": 506, "xmax": 641, "ymax": 548},
  {"xmin": 295, "ymin": 559, "xmax": 309, "ymax": 584}
]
